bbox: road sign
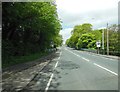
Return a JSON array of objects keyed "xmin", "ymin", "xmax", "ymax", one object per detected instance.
[{"xmin": 96, "ymin": 41, "xmax": 101, "ymax": 47}]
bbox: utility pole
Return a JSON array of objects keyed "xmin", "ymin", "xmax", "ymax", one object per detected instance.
[
  {"xmin": 107, "ymin": 23, "xmax": 109, "ymax": 55},
  {"xmin": 102, "ymin": 29, "xmax": 104, "ymax": 54}
]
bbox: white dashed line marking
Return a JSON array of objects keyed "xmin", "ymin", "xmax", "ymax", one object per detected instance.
[
  {"xmin": 65, "ymin": 48, "xmax": 118, "ymax": 76},
  {"xmin": 93, "ymin": 63, "xmax": 118, "ymax": 76},
  {"xmin": 60, "ymin": 52, "xmax": 62, "ymax": 56},
  {"xmin": 54, "ymin": 61, "xmax": 59, "ymax": 68},
  {"xmin": 82, "ymin": 57, "xmax": 90, "ymax": 62},
  {"xmin": 45, "ymin": 73, "xmax": 54, "ymax": 92},
  {"xmin": 45, "ymin": 51, "xmax": 61, "ymax": 92},
  {"xmin": 65, "ymin": 48, "xmax": 90, "ymax": 62}
]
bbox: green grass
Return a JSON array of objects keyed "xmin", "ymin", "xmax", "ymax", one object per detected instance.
[
  {"xmin": 2, "ymin": 51, "xmax": 49, "ymax": 68},
  {"xmin": 88, "ymin": 48, "xmax": 96, "ymax": 50}
]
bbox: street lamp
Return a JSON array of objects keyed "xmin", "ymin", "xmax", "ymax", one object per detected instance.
[
  {"xmin": 107, "ymin": 23, "xmax": 109, "ymax": 55},
  {"xmin": 102, "ymin": 29, "xmax": 105, "ymax": 54}
]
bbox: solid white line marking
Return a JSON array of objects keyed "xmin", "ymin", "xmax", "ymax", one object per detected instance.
[
  {"xmin": 90, "ymin": 54, "xmax": 115, "ymax": 61},
  {"xmin": 93, "ymin": 63, "xmax": 118, "ymax": 76},
  {"xmin": 101, "ymin": 57, "xmax": 115, "ymax": 61},
  {"xmin": 45, "ymin": 73, "xmax": 54, "ymax": 92},
  {"xmin": 76, "ymin": 50, "xmax": 118, "ymax": 61}
]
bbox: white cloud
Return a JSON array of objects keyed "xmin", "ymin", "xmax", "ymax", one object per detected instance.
[
  {"xmin": 56, "ymin": 0, "xmax": 119, "ymax": 13},
  {"xmin": 56, "ymin": 0, "xmax": 119, "ymax": 43},
  {"xmin": 56, "ymin": 0, "xmax": 119, "ymax": 28}
]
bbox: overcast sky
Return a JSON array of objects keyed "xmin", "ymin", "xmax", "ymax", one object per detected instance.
[{"xmin": 56, "ymin": 0, "xmax": 119, "ymax": 44}]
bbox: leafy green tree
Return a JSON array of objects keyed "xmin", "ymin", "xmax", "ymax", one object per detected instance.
[
  {"xmin": 2, "ymin": 2, "xmax": 62, "ymax": 66},
  {"xmin": 66, "ymin": 23, "xmax": 119, "ymax": 56},
  {"xmin": 103, "ymin": 24, "xmax": 119, "ymax": 55},
  {"xmin": 67, "ymin": 23, "xmax": 93, "ymax": 48},
  {"xmin": 76, "ymin": 33, "xmax": 96, "ymax": 49}
]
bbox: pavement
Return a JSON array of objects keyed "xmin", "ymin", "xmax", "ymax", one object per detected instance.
[
  {"xmin": 2, "ymin": 46, "xmax": 119, "ymax": 91},
  {"xmin": 2, "ymin": 51, "xmax": 59, "ymax": 92}
]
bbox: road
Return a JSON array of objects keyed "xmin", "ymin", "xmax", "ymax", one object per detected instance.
[
  {"xmin": 2, "ymin": 46, "xmax": 118, "ymax": 92},
  {"xmin": 45, "ymin": 46, "xmax": 118, "ymax": 91}
]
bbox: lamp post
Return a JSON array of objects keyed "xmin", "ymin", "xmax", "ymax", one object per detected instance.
[
  {"xmin": 107, "ymin": 23, "xmax": 109, "ymax": 55},
  {"xmin": 102, "ymin": 29, "xmax": 105, "ymax": 54}
]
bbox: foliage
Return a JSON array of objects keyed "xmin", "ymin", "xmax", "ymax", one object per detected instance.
[
  {"xmin": 104, "ymin": 24, "xmax": 119, "ymax": 55},
  {"xmin": 76, "ymin": 33, "xmax": 96, "ymax": 49},
  {"xmin": 66, "ymin": 23, "xmax": 119, "ymax": 56},
  {"xmin": 66, "ymin": 23, "xmax": 92, "ymax": 48},
  {"xmin": 66, "ymin": 23, "xmax": 96, "ymax": 49},
  {"xmin": 2, "ymin": 2, "xmax": 62, "ymax": 67}
]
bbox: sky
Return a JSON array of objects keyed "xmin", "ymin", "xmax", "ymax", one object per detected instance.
[{"xmin": 56, "ymin": 0, "xmax": 119, "ymax": 44}]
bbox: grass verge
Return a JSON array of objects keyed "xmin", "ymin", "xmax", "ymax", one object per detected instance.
[{"xmin": 2, "ymin": 51, "xmax": 50, "ymax": 68}]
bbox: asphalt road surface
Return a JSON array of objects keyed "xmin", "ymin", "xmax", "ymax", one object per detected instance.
[
  {"xmin": 5, "ymin": 46, "xmax": 118, "ymax": 92},
  {"xmin": 45, "ymin": 46, "xmax": 118, "ymax": 91}
]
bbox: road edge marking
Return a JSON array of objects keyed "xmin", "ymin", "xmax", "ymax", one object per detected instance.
[{"xmin": 93, "ymin": 63, "xmax": 118, "ymax": 76}]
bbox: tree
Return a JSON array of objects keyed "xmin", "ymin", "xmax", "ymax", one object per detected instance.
[
  {"xmin": 66, "ymin": 23, "xmax": 119, "ymax": 56},
  {"xmin": 76, "ymin": 33, "xmax": 96, "ymax": 49},
  {"xmin": 66, "ymin": 23, "xmax": 93, "ymax": 49},
  {"xmin": 2, "ymin": 2, "xmax": 62, "ymax": 65}
]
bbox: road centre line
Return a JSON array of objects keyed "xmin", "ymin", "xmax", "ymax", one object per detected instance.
[{"xmin": 93, "ymin": 63, "xmax": 118, "ymax": 76}]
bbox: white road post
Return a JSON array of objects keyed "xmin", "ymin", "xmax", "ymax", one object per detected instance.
[{"xmin": 96, "ymin": 40, "xmax": 101, "ymax": 54}]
